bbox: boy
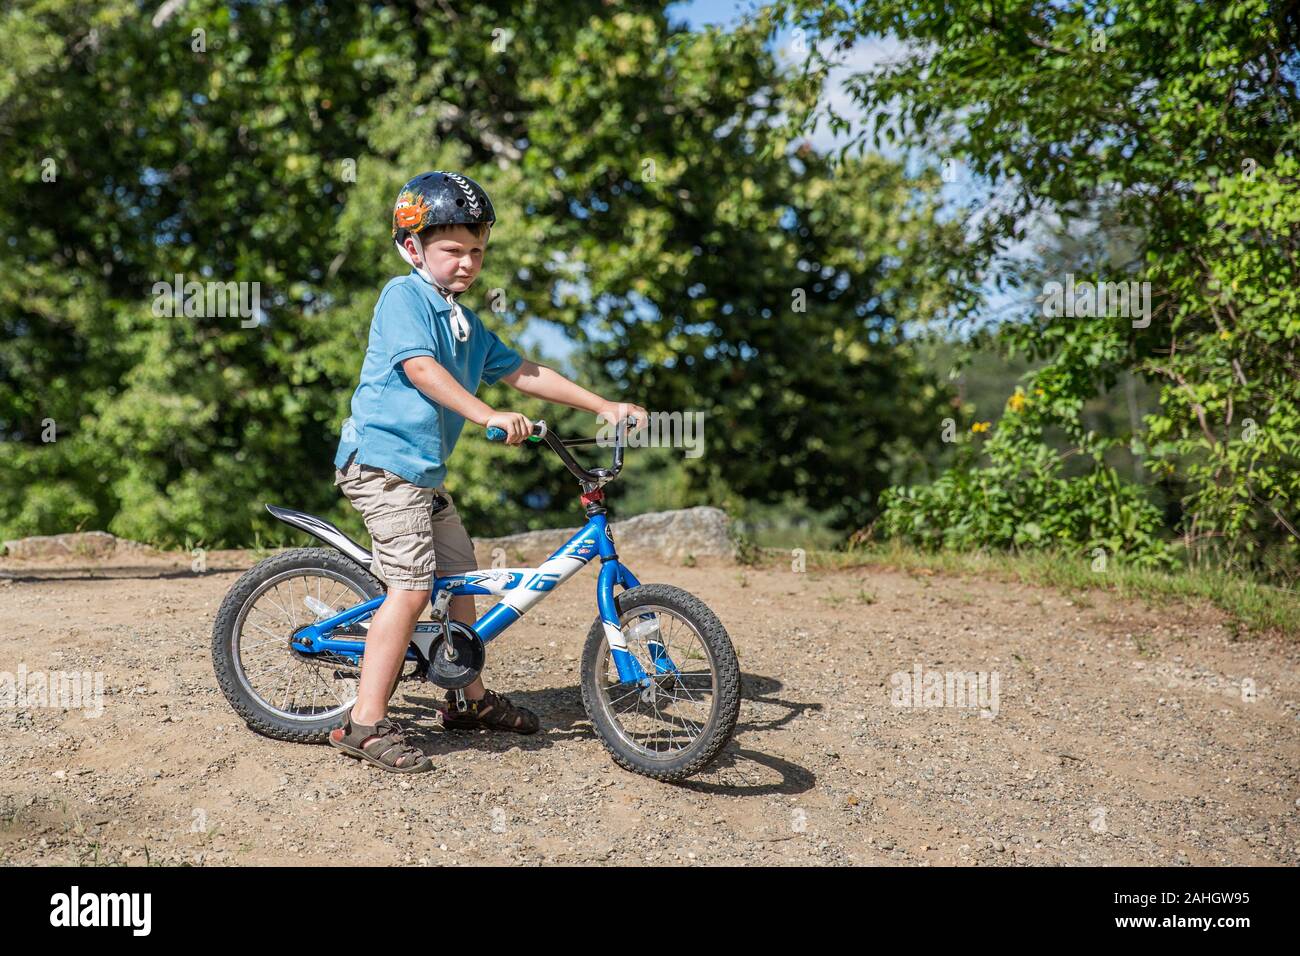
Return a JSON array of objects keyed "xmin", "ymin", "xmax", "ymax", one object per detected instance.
[{"xmin": 328, "ymin": 171, "xmax": 646, "ymax": 773}]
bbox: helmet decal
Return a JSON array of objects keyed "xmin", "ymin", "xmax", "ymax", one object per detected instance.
[
  {"xmin": 393, "ymin": 191, "xmax": 431, "ymax": 232},
  {"xmin": 443, "ymin": 172, "xmax": 484, "ymax": 218}
]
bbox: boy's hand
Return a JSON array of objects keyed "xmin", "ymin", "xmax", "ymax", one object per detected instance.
[
  {"xmin": 485, "ymin": 411, "xmax": 533, "ymax": 445},
  {"xmin": 597, "ymin": 401, "xmax": 649, "ymax": 434}
]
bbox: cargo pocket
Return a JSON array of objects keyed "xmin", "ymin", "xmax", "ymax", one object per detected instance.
[
  {"xmin": 370, "ymin": 505, "xmax": 433, "ymax": 540},
  {"xmin": 368, "ymin": 506, "xmax": 436, "ymax": 581}
]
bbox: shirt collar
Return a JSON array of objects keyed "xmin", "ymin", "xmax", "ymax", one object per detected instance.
[{"xmin": 409, "ymin": 268, "xmax": 453, "ymax": 314}]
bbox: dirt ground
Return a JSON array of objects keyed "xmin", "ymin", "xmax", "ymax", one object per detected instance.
[{"xmin": 2, "ymin": 545, "xmax": 1298, "ymax": 867}]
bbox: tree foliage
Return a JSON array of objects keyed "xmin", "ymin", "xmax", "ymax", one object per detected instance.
[
  {"xmin": 0, "ymin": 1, "xmax": 972, "ymax": 545},
  {"xmin": 769, "ymin": 0, "xmax": 1300, "ymax": 576}
]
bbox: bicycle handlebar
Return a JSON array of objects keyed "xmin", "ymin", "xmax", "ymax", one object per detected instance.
[
  {"xmin": 484, "ymin": 425, "xmax": 544, "ymax": 443},
  {"xmin": 485, "ymin": 416, "xmax": 637, "ymax": 488}
]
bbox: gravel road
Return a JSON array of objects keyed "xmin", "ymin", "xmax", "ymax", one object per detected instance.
[{"xmin": 2, "ymin": 547, "xmax": 1297, "ymax": 866}]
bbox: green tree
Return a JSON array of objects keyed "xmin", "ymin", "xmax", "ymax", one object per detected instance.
[
  {"xmin": 1, "ymin": 1, "xmax": 974, "ymax": 546},
  {"xmin": 768, "ymin": 0, "xmax": 1300, "ymax": 575}
]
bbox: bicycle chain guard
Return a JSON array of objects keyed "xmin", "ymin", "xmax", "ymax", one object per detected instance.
[{"xmin": 426, "ymin": 622, "xmax": 486, "ymax": 689}]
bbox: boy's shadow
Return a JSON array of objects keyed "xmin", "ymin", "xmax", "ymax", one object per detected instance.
[{"xmin": 388, "ymin": 672, "xmax": 818, "ymax": 797}]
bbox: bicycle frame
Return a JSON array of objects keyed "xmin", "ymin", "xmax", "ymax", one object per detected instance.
[{"xmin": 287, "ymin": 512, "xmax": 675, "ymax": 687}]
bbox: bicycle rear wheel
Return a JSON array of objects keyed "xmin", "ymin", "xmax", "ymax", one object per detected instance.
[{"xmin": 211, "ymin": 547, "xmax": 396, "ymax": 743}]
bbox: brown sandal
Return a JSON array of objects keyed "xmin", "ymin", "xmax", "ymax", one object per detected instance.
[
  {"xmin": 439, "ymin": 689, "xmax": 539, "ymax": 735},
  {"xmin": 329, "ymin": 714, "xmax": 433, "ymax": 773}
]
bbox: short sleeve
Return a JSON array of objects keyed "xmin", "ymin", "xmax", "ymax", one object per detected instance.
[
  {"xmin": 375, "ymin": 281, "xmax": 440, "ymax": 369},
  {"xmin": 480, "ymin": 326, "xmax": 524, "ymax": 385}
]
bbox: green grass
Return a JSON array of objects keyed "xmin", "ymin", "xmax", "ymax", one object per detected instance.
[{"xmin": 747, "ymin": 540, "xmax": 1299, "ymax": 639}]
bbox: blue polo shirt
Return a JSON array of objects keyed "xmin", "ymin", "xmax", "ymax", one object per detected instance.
[{"xmin": 334, "ymin": 270, "xmax": 524, "ymax": 487}]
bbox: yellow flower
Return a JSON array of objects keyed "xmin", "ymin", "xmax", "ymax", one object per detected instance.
[
  {"xmin": 1007, "ymin": 390, "xmax": 1026, "ymax": 412},
  {"xmin": 1034, "ymin": 388, "xmax": 1045, "ymax": 398},
  {"xmin": 970, "ymin": 421, "xmax": 991, "ymax": 434},
  {"xmin": 1219, "ymin": 330, "xmax": 1231, "ymax": 341}
]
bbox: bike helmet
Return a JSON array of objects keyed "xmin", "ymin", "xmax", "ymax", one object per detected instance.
[{"xmin": 391, "ymin": 171, "xmax": 496, "ymax": 242}]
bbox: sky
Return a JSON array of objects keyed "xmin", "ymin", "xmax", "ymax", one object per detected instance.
[{"xmin": 664, "ymin": 0, "xmax": 758, "ymax": 28}]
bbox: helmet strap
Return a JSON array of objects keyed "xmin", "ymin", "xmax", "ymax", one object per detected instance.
[{"xmin": 395, "ymin": 236, "xmax": 470, "ymax": 344}]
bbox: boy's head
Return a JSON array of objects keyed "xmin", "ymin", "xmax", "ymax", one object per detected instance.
[
  {"xmin": 391, "ymin": 171, "xmax": 495, "ymax": 294},
  {"xmin": 399, "ymin": 223, "xmax": 490, "ymax": 295}
]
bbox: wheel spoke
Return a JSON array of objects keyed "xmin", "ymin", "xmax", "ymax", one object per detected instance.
[
  {"xmin": 232, "ymin": 567, "xmax": 372, "ymax": 723},
  {"xmin": 261, "ymin": 590, "xmax": 295, "ymax": 624},
  {"xmin": 605, "ymin": 684, "xmax": 643, "ymax": 708},
  {"xmin": 238, "ymin": 634, "xmax": 285, "ymax": 652},
  {"xmin": 597, "ymin": 604, "xmax": 717, "ymax": 760}
]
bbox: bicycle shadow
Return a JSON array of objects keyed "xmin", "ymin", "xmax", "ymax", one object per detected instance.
[{"xmin": 387, "ymin": 672, "xmax": 818, "ymax": 797}]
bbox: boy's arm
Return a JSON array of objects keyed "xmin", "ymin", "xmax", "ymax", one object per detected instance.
[
  {"xmin": 401, "ymin": 356, "xmax": 533, "ymax": 444},
  {"xmin": 501, "ymin": 359, "xmax": 648, "ymax": 428}
]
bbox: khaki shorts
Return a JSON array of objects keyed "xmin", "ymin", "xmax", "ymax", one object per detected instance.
[{"xmin": 334, "ymin": 457, "xmax": 477, "ymax": 590}]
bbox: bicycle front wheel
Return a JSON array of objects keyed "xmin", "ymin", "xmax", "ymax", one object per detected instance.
[{"xmin": 580, "ymin": 583, "xmax": 740, "ymax": 782}]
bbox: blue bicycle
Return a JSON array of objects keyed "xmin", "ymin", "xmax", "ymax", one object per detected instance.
[{"xmin": 211, "ymin": 417, "xmax": 741, "ymax": 781}]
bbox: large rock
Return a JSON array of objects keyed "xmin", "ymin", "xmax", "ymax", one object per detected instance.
[
  {"xmin": 475, "ymin": 506, "xmax": 735, "ymax": 564},
  {"xmin": 1, "ymin": 531, "xmax": 121, "ymax": 560}
]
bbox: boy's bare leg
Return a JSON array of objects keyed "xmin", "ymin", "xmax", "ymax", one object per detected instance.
[
  {"xmin": 449, "ymin": 593, "xmax": 487, "ymax": 700},
  {"xmin": 351, "ymin": 586, "xmax": 430, "ymax": 726}
]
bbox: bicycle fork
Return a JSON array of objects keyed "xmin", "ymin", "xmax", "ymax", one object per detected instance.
[{"xmin": 597, "ymin": 560, "xmax": 678, "ymax": 687}]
